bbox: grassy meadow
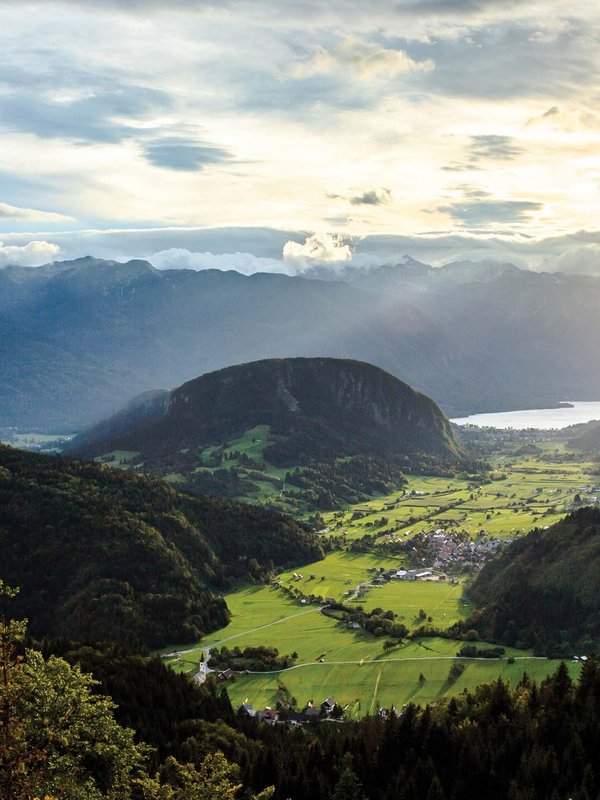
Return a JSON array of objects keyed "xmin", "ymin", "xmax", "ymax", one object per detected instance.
[
  {"xmin": 163, "ymin": 574, "xmax": 579, "ymax": 716},
  {"xmin": 160, "ymin": 445, "xmax": 597, "ymax": 715}
]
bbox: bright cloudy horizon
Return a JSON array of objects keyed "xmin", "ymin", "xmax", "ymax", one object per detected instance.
[{"xmin": 2, "ymin": 0, "xmax": 600, "ymax": 272}]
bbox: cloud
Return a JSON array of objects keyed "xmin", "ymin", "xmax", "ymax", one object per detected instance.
[
  {"xmin": 438, "ymin": 198, "xmax": 543, "ymax": 226},
  {"xmin": 328, "ymin": 188, "xmax": 392, "ymax": 206},
  {"xmin": 142, "ymin": 137, "xmax": 233, "ymax": 171},
  {"xmin": 149, "ymin": 247, "xmax": 286, "ymax": 274},
  {"xmin": 525, "ymin": 105, "xmax": 599, "ymax": 133},
  {"xmin": 350, "ymin": 188, "xmax": 392, "ymax": 206},
  {"xmin": 468, "ymin": 135, "xmax": 523, "ymax": 161},
  {"xmin": 282, "ymin": 232, "xmax": 352, "ymax": 269},
  {"xmin": 0, "ymin": 202, "xmax": 74, "ymax": 223},
  {"xmin": 149, "ymin": 233, "xmax": 355, "ymax": 275},
  {"xmin": 437, "ymin": 186, "xmax": 543, "ymax": 227},
  {"xmin": 550, "ymin": 244, "xmax": 600, "ymax": 276},
  {"xmin": 442, "ymin": 136, "xmax": 524, "ymax": 172},
  {"xmin": 0, "ymin": 240, "xmax": 62, "ymax": 267},
  {"xmin": 292, "ymin": 37, "xmax": 434, "ymax": 80},
  {"xmin": 0, "ymin": 80, "xmax": 173, "ymax": 144},
  {"xmin": 10, "ymin": 225, "xmax": 600, "ymax": 279}
]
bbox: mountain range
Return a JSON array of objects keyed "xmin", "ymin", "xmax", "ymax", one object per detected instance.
[{"xmin": 3, "ymin": 255, "xmax": 600, "ymax": 430}]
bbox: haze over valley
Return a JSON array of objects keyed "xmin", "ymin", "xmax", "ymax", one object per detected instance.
[{"xmin": 4, "ymin": 253, "xmax": 600, "ymax": 432}]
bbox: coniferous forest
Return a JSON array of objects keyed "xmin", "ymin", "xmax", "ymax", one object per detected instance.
[{"xmin": 5, "ymin": 612, "xmax": 600, "ymax": 800}]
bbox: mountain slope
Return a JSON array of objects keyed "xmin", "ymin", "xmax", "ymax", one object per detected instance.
[
  {"xmin": 72, "ymin": 357, "xmax": 461, "ymax": 463},
  {"xmin": 0, "ymin": 444, "xmax": 323, "ymax": 648},
  {"xmin": 68, "ymin": 357, "xmax": 465, "ymax": 513},
  {"xmin": 567, "ymin": 421, "xmax": 600, "ymax": 451},
  {"xmin": 0, "ymin": 257, "xmax": 462, "ymax": 429},
  {"xmin": 465, "ymin": 507, "xmax": 600, "ymax": 654}
]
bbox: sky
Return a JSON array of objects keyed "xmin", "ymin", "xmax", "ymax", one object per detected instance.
[{"xmin": 1, "ymin": 0, "xmax": 600, "ymax": 274}]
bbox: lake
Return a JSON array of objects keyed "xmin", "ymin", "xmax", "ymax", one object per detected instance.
[{"xmin": 451, "ymin": 401, "xmax": 600, "ymax": 430}]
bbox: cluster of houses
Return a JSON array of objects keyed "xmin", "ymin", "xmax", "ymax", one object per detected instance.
[
  {"xmin": 238, "ymin": 696, "xmax": 344, "ymax": 725},
  {"xmin": 237, "ymin": 698, "xmax": 402, "ymax": 726},
  {"xmin": 399, "ymin": 528, "xmax": 506, "ymax": 573},
  {"xmin": 571, "ymin": 488, "xmax": 600, "ymax": 507}
]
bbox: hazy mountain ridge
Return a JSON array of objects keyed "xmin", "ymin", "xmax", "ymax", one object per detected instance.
[{"xmin": 3, "ymin": 255, "xmax": 600, "ymax": 429}]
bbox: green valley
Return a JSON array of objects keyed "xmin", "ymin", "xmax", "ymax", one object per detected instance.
[{"xmin": 161, "ymin": 432, "xmax": 599, "ymax": 715}]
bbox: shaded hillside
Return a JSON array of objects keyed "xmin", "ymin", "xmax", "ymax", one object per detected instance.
[
  {"xmin": 0, "ymin": 445, "xmax": 323, "ymax": 648},
  {"xmin": 6, "ymin": 255, "xmax": 600, "ymax": 430},
  {"xmin": 567, "ymin": 420, "xmax": 600, "ymax": 451},
  {"xmin": 72, "ymin": 357, "xmax": 462, "ymax": 463},
  {"xmin": 67, "ymin": 358, "xmax": 467, "ymax": 510},
  {"xmin": 0, "ymin": 257, "xmax": 462, "ymax": 428},
  {"xmin": 465, "ymin": 507, "xmax": 600, "ymax": 655}
]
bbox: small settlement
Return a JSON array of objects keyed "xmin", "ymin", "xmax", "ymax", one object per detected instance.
[{"xmin": 235, "ymin": 696, "xmax": 394, "ymax": 726}]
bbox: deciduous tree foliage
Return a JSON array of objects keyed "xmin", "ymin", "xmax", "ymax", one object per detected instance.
[{"xmin": 0, "ymin": 590, "xmax": 273, "ymax": 800}]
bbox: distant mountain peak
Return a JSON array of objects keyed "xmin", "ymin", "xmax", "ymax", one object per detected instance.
[{"xmin": 438, "ymin": 258, "xmax": 521, "ymax": 282}]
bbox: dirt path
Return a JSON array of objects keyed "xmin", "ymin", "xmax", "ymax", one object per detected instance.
[
  {"xmin": 181, "ymin": 606, "xmax": 320, "ymax": 682},
  {"xmin": 369, "ymin": 668, "xmax": 382, "ymax": 714},
  {"xmin": 240, "ymin": 654, "xmax": 547, "ymax": 675}
]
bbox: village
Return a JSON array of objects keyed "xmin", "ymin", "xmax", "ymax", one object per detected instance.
[
  {"xmin": 395, "ymin": 528, "xmax": 507, "ymax": 574},
  {"xmin": 235, "ymin": 696, "xmax": 399, "ymax": 726}
]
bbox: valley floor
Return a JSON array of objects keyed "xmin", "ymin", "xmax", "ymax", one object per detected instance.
[{"xmin": 162, "ymin": 442, "xmax": 595, "ymax": 716}]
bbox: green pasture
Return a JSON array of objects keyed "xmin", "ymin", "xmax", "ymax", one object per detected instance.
[
  {"xmin": 357, "ymin": 579, "xmax": 469, "ymax": 628},
  {"xmin": 0, "ymin": 431, "xmax": 75, "ymax": 452},
  {"xmin": 277, "ymin": 550, "xmax": 404, "ymax": 603},
  {"xmin": 162, "ymin": 566, "xmax": 470, "ymax": 672},
  {"xmin": 160, "ymin": 545, "xmax": 582, "ymax": 716},
  {"xmin": 159, "ymin": 443, "xmax": 597, "ymax": 714},
  {"xmin": 223, "ymin": 641, "xmax": 581, "ymax": 717},
  {"xmin": 95, "ymin": 450, "xmax": 140, "ymax": 468},
  {"xmin": 193, "ymin": 425, "xmax": 305, "ymax": 511}
]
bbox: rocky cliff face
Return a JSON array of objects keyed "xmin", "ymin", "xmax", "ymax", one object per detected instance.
[{"xmin": 71, "ymin": 357, "xmax": 462, "ymax": 464}]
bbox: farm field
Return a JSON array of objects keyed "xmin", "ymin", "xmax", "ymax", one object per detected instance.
[
  {"xmin": 161, "ymin": 554, "xmax": 471, "ymax": 670},
  {"xmin": 358, "ymin": 579, "xmax": 468, "ymax": 628},
  {"xmin": 161, "ymin": 559, "xmax": 575, "ymax": 715},
  {"xmin": 324, "ymin": 451, "xmax": 598, "ymax": 542},
  {"xmin": 160, "ymin": 446, "xmax": 598, "ymax": 715},
  {"xmin": 163, "ymin": 574, "xmax": 580, "ymax": 716},
  {"xmin": 223, "ymin": 649, "xmax": 581, "ymax": 718},
  {"xmin": 0, "ymin": 430, "xmax": 75, "ymax": 451}
]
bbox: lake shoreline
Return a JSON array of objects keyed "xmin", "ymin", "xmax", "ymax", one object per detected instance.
[{"xmin": 451, "ymin": 401, "xmax": 600, "ymax": 431}]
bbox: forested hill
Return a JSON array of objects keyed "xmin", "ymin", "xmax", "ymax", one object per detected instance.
[
  {"xmin": 465, "ymin": 507, "xmax": 600, "ymax": 655},
  {"xmin": 0, "ymin": 445, "xmax": 323, "ymax": 648},
  {"xmin": 567, "ymin": 420, "xmax": 600, "ymax": 451},
  {"xmin": 71, "ymin": 357, "xmax": 462, "ymax": 464}
]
